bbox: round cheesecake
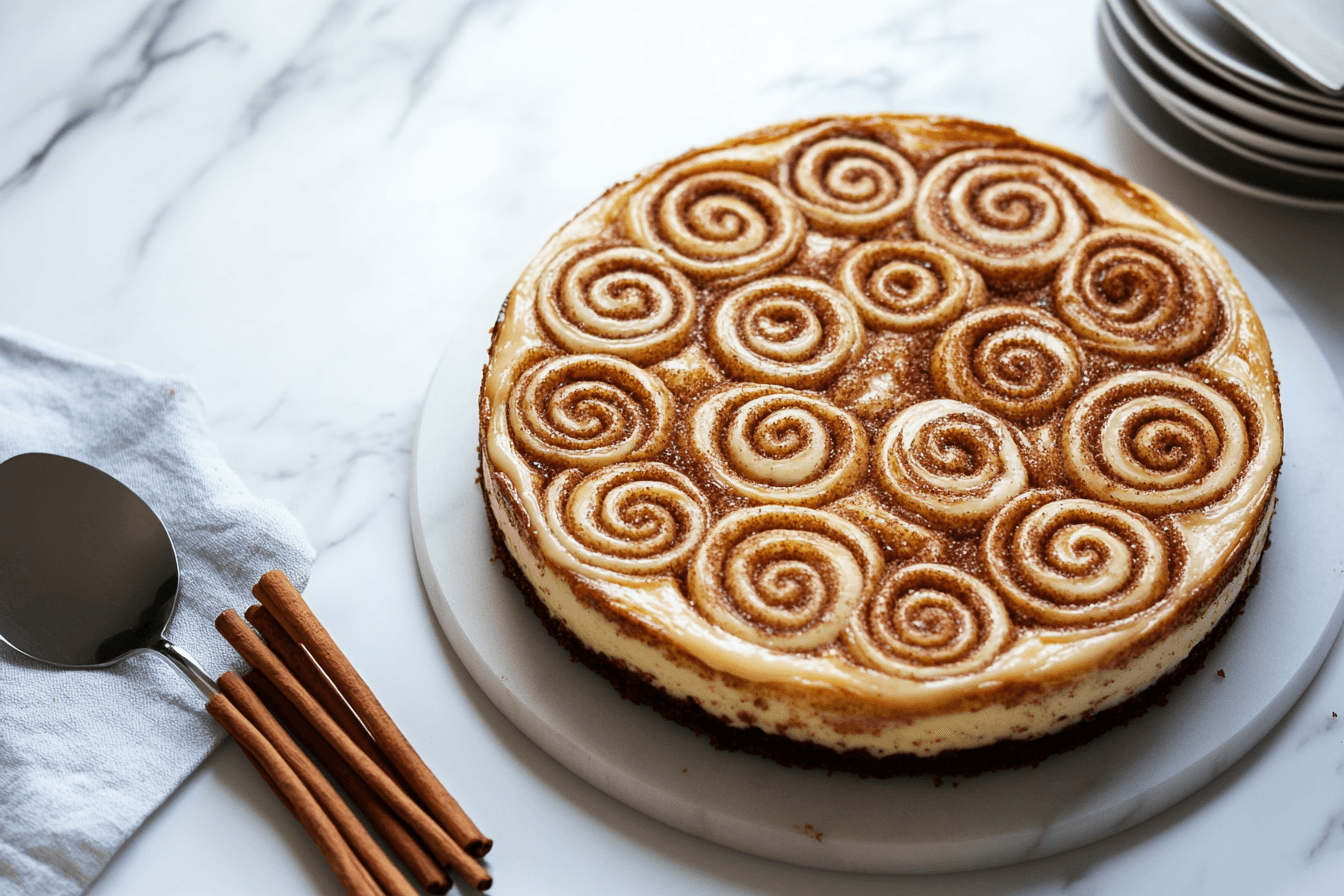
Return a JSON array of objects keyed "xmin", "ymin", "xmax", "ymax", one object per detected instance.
[{"xmin": 477, "ymin": 114, "xmax": 1281, "ymax": 775}]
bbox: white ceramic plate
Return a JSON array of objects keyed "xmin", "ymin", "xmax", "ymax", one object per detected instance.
[
  {"xmin": 1102, "ymin": 19, "xmax": 1344, "ymax": 209},
  {"xmin": 1105, "ymin": 9, "xmax": 1344, "ymax": 168},
  {"xmin": 1118, "ymin": 7, "xmax": 1344, "ymax": 127},
  {"xmin": 1137, "ymin": 0, "xmax": 1344, "ymax": 108},
  {"xmin": 1105, "ymin": 8, "xmax": 1344, "ymax": 185},
  {"xmin": 410, "ymin": 239, "xmax": 1344, "ymax": 873},
  {"xmin": 1109, "ymin": 0, "xmax": 1344, "ymax": 139}
]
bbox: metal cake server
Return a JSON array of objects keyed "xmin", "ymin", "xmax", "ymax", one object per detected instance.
[
  {"xmin": 0, "ymin": 452, "xmax": 415, "ymax": 895},
  {"xmin": 0, "ymin": 452, "xmax": 216, "ymax": 697},
  {"xmin": 1211, "ymin": 0, "xmax": 1344, "ymax": 94}
]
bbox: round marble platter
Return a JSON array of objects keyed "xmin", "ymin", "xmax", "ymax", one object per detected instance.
[{"xmin": 409, "ymin": 232, "xmax": 1344, "ymax": 874}]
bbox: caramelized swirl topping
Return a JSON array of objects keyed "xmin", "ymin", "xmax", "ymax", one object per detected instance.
[
  {"xmin": 984, "ymin": 490, "xmax": 1170, "ymax": 626},
  {"xmin": 486, "ymin": 116, "xmax": 1282, "ymax": 707},
  {"xmin": 875, "ymin": 399, "xmax": 1029, "ymax": 531},
  {"xmin": 777, "ymin": 134, "xmax": 918, "ymax": 233},
  {"xmin": 688, "ymin": 505, "xmax": 884, "ymax": 651},
  {"xmin": 914, "ymin": 149, "xmax": 1088, "ymax": 287},
  {"xmin": 536, "ymin": 240, "xmax": 698, "ymax": 364},
  {"xmin": 507, "ymin": 354, "xmax": 674, "ymax": 470},
  {"xmin": 544, "ymin": 463, "xmax": 710, "ymax": 577},
  {"xmin": 844, "ymin": 564, "xmax": 1011, "ymax": 678},
  {"xmin": 1053, "ymin": 227, "xmax": 1220, "ymax": 363},
  {"xmin": 836, "ymin": 241, "xmax": 987, "ymax": 332},
  {"xmin": 689, "ymin": 384, "xmax": 869, "ymax": 506},
  {"xmin": 931, "ymin": 305, "xmax": 1083, "ymax": 424},
  {"xmin": 708, "ymin": 276, "xmax": 865, "ymax": 389},
  {"xmin": 1061, "ymin": 371, "xmax": 1249, "ymax": 514},
  {"xmin": 625, "ymin": 159, "xmax": 805, "ymax": 284}
]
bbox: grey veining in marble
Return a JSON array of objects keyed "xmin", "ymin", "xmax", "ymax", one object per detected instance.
[{"xmin": 2, "ymin": 1, "xmax": 1343, "ymax": 894}]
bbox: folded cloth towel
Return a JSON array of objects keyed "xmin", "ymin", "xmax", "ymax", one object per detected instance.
[{"xmin": 0, "ymin": 327, "xmax": 314, "ymax": 896}]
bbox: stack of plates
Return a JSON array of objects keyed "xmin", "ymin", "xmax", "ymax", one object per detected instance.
[{"xmin": 1099, "ymin": 0, "xmax": 1344, "ymax": 210}]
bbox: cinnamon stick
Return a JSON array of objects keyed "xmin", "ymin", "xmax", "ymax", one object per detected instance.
[
  {"xmin": 245, "ymin": 670, "xmax": 452, "ymax": 895},
  {"xmin": 252, "ymin": 570, "xmax": 491, "ymax": 858},
  {"xmin": 219, "ymin": 672, "xmax": 418, "ymax": 896},
  {"xmin": 207, "ymin": 692, "xmax": 380, "ymax": 896},
  {"xmin": 245, "ymin": 604, "xmax": 400, "ymax": 783},
  {"xmin": 216, "ymin": 609, "xmax": 492, "ymax": 892},
  {"xmin": 232, "ymin": 731, "xmax": 383, "ymax": 896}
]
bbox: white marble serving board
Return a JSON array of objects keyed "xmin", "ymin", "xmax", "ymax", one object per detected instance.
[{"xmin": 409, "ymin": 232, "xmax": 1344, "ymax": 874}]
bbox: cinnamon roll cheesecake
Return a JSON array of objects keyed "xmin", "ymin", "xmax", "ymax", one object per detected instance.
[{"xmin": 477, "ymin": 114, "xmax": 1281, "ymax": 775}]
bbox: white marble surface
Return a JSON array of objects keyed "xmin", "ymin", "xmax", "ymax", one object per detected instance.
[{"xmin": 2, "ymin": 1, "xmax": 1342, "ymax": 893}]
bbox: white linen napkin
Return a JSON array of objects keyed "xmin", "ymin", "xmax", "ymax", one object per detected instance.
[{"xmin": 0, "ymin": 326, "xmax": 315, "ymax": 896}]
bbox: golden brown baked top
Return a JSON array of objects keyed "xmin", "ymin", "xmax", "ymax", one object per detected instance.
[{"xmin": 480, "ymin": 114, "xmax": 1282, "ymax": 714}]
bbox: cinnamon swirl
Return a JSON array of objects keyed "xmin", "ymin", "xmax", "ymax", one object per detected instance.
[{"xmin": 479, "ymin": 114, "xmax": 1281, "ymax": 775}]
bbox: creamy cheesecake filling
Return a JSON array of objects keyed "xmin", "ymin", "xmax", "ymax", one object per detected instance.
[
  {"xmin": 488, "ymin": 474, "xmax": 1272, "ymax": 756},
  {"xmin": 477, "ymin": 115, "xmax": 1284, "ymax": 763},
  {"xmin": 486, "ymin": 392, "xmax": 1277, "ymax": 713}
]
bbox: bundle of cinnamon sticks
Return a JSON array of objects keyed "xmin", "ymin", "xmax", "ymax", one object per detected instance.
[{"xmin": 204, "ymin": 570, "xmax": 490, "ymax": 895}]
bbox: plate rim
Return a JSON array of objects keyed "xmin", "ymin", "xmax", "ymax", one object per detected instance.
[
  {"xmin": 1104, "ymin": 8, "xmax": 1344, "ymax": 168},
  {"xmin": 1108, "ymin": 0, "xmax": 1344, "ymax": 137},
  {"xmin": 1136, "ymin": 0, "xmax": 1344, "ymax": 107},
  {"xmin": 1101, "ymin": 22, "xmax": 1344, "ymax": 211}
]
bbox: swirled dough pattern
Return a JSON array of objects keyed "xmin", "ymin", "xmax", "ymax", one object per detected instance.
[
  {"xmin": 1053, "ymin": 227, "xmax": 1220, "ymax": 363},
  {"xmin": 931, "ymin": 305, "xmax": 1083, "ymax": 423},
  {"xmin": 1061, "ymin": 371, "xmax": 1249, "ymax": 514},
  {"xmin": 544, "ymin": 463, "xmax": 710, "ymax": 577},
  {"xmin": 626, "ymin": 158, "xmax": 805, "ymax": 284},
  {"xmin": 688, "ymin": 505, "xmax": 883, "ymax": 651},
  {"xmin": 845, "ymin": 564, "xmax": 1011, "ymax": 678},
  {"xmin": 777, "ymin": 133, "xmax": 918, "ymax": 233},
  {"xmin": 984, "ymin": 490, "xmax": 1170, "ymax": 625},
  {"xmin": 507, "ymin": 354, "xmax": 674, "ymax": 470},
  {"xmin": 688, "ymin": 384, "xmax": 869, "ymax": 506},
  {"xmin": 876, "ymin": 399, "xmax": 1030, "ymax": 530},
  {"xmin": 708, "ymin": 276, "xmax": 865, "ymax": 388},
  {"xmin": 482, "ymin": 114, "xmax": 1282, "ymax": 769},
  {"xmin": 837, "ymin": 241, "xmax": 987, "ymax": 332},
  {"xmin": 914, "ymin": 149, "xmax": 1089, "ymax": 287},
  {"xmin": 536, "ymin": 240, "xmax": 698, "ymax": 364}
]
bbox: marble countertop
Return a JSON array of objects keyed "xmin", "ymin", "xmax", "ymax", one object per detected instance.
[{"xmin": 4, "ymin": 1, "xmax": 1342, "ymax": 894}]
